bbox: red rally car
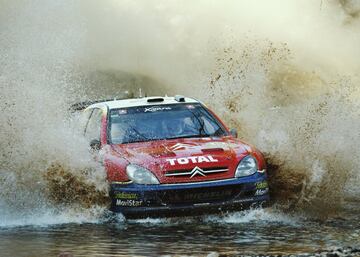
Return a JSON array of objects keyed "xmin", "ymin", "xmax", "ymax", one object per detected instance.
[{"xmin": 81, "ymin": 95, "xmax": 269, "ymax": 218}]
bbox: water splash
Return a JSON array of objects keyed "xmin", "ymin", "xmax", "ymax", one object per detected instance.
[
  {"xmin": 0, "ymin": 206, "xmax": 108, "ymax": 228},
  {"xmin": 0, "ymin": 0, "xmax": 359, "ymax": 227},
  {"xmin": 203, "ymin": 38, "xmax": 360, "ymax": 218},
  {"xmin": 0, "ymin": 1, "xmax": 109, "ymax": 227},
  {"xmin": 204, "ymin": 208, "xmax": 300, "ymax": 226}
]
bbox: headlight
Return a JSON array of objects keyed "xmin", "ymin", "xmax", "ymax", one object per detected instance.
[
  {"xmin": 235, "ymin": 155, "xmax": 258, "ymax": 177},
  {"xmin": 126, "ymin": 164, "xmax": 160, "ymax": 184}
]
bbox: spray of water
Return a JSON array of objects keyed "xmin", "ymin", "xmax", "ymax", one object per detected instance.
[
  {"xmin": 78, "ymin": 0, "xmax": 360, "ymax": 218},
  {"xmin": 0, "ymin": 1, "xmax": 108, "ymax": 226},
  {"xmin": 0, "ymin": 0, "xmax": 359, "ymax": 226}
]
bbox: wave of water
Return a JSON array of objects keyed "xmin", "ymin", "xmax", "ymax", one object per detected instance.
[
  {"xmin": 124, "ymin": 208, "xmax": 300, "ymax": 228},
  {"xmin": 0, "ymin": 206, "xmax": 108, "ymax": 228},
  {"xmin": 0, "ymin": 0, "xmax": 359, "ymax": 227},
  {"xmin": 204, "ymin": 208, "xmax": 300, "ymax": 226}
]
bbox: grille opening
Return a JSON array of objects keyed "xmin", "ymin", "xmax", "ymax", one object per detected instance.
[
  {"xmin": 165, "ymin": 166, "xmax": 229, "ymax": 177},
  {"xmin": 159, "ymin": 185, "xmax": 242, "ymax": 204}
]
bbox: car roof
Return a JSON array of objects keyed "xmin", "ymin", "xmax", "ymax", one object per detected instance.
[{"xmin": 86, "ymin": 96, "xmax": 201, "ymax": 110}]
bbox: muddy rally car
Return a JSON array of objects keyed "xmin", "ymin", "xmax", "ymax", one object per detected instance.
[{"xmin": 80, "ymin": 95, "xmax": 269, "ymax": 218}]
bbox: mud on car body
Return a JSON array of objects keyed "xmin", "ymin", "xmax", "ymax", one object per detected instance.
[{"xmin": 81, "ymin": 95, "xmax": 269, "ymax": 218}]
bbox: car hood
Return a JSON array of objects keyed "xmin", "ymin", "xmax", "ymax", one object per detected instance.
[{"xmin": 110, "ymin": 137, "xmax": 250, "ymax": 184}]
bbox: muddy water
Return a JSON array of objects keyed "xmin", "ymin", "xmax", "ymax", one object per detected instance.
[
  {"xmin": 1, "ymin": 1, "xmax": 360, "ymax": 256},
  {"xmin": 0, "ymin": 208, "xmax": 359, "ymax": 257}
]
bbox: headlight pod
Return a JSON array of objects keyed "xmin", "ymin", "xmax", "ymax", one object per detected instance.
[
  {"xmin": 235, "ymin": 155, "xmax": 258, "ymax": 177},
  {"xmin": 126, "ymin": 164, "xmax": 160, "ymax": 184}
]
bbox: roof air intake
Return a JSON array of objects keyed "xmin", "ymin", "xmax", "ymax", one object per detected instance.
[
  {"xmin": 147, "ymin": 97, "xmax": 164, "ymax": 103},
  {"xmin": 175, "ymin": 95, "xmax": 185, "ymax": 102}
]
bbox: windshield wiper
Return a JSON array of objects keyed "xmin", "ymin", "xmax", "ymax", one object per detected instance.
[
  {"xmin": 118, "ymin": 127, "xmax": 150, "ymax": 144},
  {"xmin": 187, "ymin": 109, "xmax": 207, "ymax": 135},
  {"xmin": 129, "ymin": 127, "xmax": 149, "ymax": 140}
]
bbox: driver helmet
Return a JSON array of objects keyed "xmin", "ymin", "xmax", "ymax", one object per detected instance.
[{"xmin": 162, "ymin": 118, "xmax": 184, "ymax": 136}]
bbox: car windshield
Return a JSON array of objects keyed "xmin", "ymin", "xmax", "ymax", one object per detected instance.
[{"xmin": 109, "ymin": 103, "xmax": 227, "ymax": 144}]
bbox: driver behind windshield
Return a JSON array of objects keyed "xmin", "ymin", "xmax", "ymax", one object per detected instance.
[{"xmin": 109, "ymin": 104, "xmax": 226, "ymax": 144}]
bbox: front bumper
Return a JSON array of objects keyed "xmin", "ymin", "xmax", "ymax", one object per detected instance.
[{"xmin": 110, "ymin": 173, "xmax": 270, "ymax": 218}]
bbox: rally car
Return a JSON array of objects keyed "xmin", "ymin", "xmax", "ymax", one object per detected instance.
[{"xmin": 81, "ymin": 95, "xmax": 269, "ymax": 218}]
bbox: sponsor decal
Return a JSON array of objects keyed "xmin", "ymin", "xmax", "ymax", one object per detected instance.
[
  {"xmin": 169, "ymin": 143, "xmax": 197, "ymax": 151},
  {"xmin": 166, "ymin": 155, "xmax": 218, "ymax": 166},
  {"xmin": 189, "ymin": 166, "xmax": 206, "ymax": 178},
  {"xmin": 115, "ymin": 192, "xmax": 138, "ymax": 200},
  {"xmin": 117, "ymin": 109, "xmax": 127, "ymax": 115},
  {"xmin": 116, "ymin": 199, "xmax": 143, "ymax": 207},
  {"xmin": 173, "ymin": 190, "xmax": 233, "ymax": 202},
  {"xmin": 187, "ymin": 190, "xmax": 232, "ymax": 200},
  {"xmin": 255, "ymin": 188, "xmax": 269, "ymax": 196},
  {"xmin": 255, "ymin": 181, "xmax": 268, "ymax": 190},
  {"xmin": 144, "ymin": 106, "xmax": 172, "ymax": 112}
]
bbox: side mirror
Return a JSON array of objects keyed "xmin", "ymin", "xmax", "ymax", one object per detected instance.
[
  {"xmin": 230, "ymin": 128, "xmax": 238, "ymax": 138},
  {"xmin": 90, "ymin": 139, "xmax": 101, "ymax": 151}
]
